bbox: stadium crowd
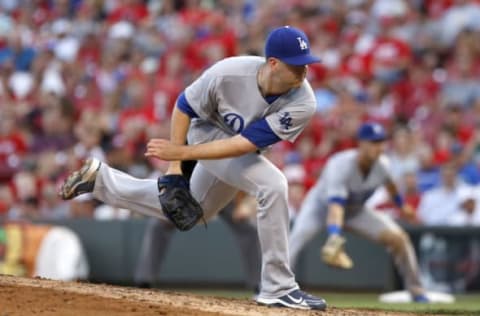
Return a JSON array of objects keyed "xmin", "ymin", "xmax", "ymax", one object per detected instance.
[{"xmin": 1, "ymin": 0, "xmax": 480, "ymax": 227}]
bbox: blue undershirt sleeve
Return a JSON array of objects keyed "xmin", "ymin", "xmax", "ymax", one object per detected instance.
[
  {"xmin": 176, "ymin": 92, "xmax": 199, "ymax": 118},
  {"xmin": 240, "ymin": 118, "xmax": 281, "ymax": 148},
  {"xmin": 328, "ymin": 197, "xmax": 346, "ymax": 206}
]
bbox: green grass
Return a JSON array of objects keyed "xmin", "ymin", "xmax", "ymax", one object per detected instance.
[
  {"xmin": 319, "ymin": 292, "xmax": 480, "ymax": 315},
  {"xmin": 175, "ymin": 289, "xmax": 480, "ymax": 316}
]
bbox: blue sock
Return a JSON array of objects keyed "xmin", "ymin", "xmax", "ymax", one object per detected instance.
[{"xmin": 327, "ymin": 224, "xmax": 341, "ymax": 236}]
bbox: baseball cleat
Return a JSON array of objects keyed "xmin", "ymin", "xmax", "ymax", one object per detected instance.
[
  {"xmin": 60, "ymin": 158, "xmax": 101, "ymax": 200},
  {"xmin": 256, "ymin": 289, "xmax": 327, "ymax": 310}
]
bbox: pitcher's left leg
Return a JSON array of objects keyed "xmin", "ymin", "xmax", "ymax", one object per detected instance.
[
  {"xmin": 61, "ymin": 158, "xmax": 168, "ymax": 220},
  {"xmin": 199, "ymin": 155, "xmax": 297, "ymax": 298}
]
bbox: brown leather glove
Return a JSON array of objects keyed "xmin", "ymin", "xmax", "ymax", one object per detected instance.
[{"xmin": 321, "ymin": 234, "xmax": 354, "ymax": 269}]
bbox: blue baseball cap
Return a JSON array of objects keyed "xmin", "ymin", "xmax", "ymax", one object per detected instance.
[
  {"xmin": 357, "ymin": 122, "xmax": 387, "ymax": 142},
  {"xmin": 265, "ymin": 26, "xmax": 321, "ymax": 66}
]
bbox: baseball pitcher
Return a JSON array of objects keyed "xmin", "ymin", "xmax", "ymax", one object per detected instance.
[{"xmin": 60, "ymin": 26, "xmax": 326, "ymax": 310}]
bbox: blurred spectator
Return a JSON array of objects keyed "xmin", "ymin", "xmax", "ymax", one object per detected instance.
[
  {"xmin": 50, "ymin": 19, "xmax": 80, "ymax": 64},
  {"xmin": 363, "ymin": 80, "xmax": 396, "ymax": 125},
  {"xmin": 465, "ymin": 120, "xmax": 480, "ymax": 167},
  {"xmin": 107, "ymin": 0, "xmax": 148, "ymax": 24},
  {"xmin": 417, "ymin": 162, "xmax": 470, "ymax": 225},
  {"xmin": 39, "ymin": 179, "xmax": 70, "ymax": 219},
  {"xmin": 0, "ymin": 184, "xmax": 14, "ymax": 218},
  {"xmin": 7, "ymin": 170, "xmax": 40, "ymax": 221},
  {"xmin": 438, "ymin": 0, "xmax": 480, "ymax": 48},
  {"xmin": 401, "ymin": 171, "xmax": 422, "ymax": 215},
  {"xmin": 449, "ymin": 142, "xmax": 480, "ymax": 185},
  {"xmin": 442, "ymin": 104, "xmax": 474, "ymax": 145},
  {"xmin": 0, "ymin": 107, "xmax": 26, "ymax": 182},
  {"xmin": 29, "ymin": 94, "xmax": 76, "ymax": 153},
  {"xmin": 73, "ymin": 109, "xmax": 106, "ymax": 162},
  {"xmin": 367, "ymin": 9, "xmax": 412, "ymax": 86},
  {"xmin": 433, "ymin": 127, "xmax": 458, "ymax": 165},
  {"xmin": 441, "ymin": 41, "xmax": 480, "ymax": 108},
  {"xmin": 387, "ymin": 125, "xmax": 420, "ymax": 181},
  {"xmin": 393, "ymin": 51, "xmax": 441, "ymax": 120},
  {"xmin": 0, "ymin": 33, "xmax": 36, "ymax": 71},
  {"xmin": 450, "ymin": 186, "xmax": 480, "ymax": 226},
  {"xmin": 416, "ymin": 144, "xmax": 441, "ymax": 193}
]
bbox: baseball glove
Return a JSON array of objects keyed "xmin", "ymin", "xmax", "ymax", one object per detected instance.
[
  {"xmin": 157, "ymin": 174, "xmax": 204, "ymax": 231},
  {"xmin": 321, "ymin": 234, "xmax": 354, "ymax": 269}
]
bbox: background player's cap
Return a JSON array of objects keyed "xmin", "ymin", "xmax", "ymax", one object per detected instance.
[
  {"xmin": 357, "ymin": 122, "xmax": 387, "ymax": 142},
  {"xmin": 265, "ymin": 26, "xmax": 321, "ymax": 66}
]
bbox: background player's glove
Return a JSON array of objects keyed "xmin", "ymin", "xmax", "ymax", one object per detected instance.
[
  {"xmin": 321, "ymin": 234, "xmax": 354, "ymax": 269},
  {"xmin": 157, "ymin": 174, "xmax": 204, "ymax": 231}
]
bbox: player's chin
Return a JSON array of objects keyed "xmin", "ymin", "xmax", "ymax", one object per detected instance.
[
  {"xmin": 291, "ymin": 79, "xmax": 304, "ymax": 88},
  {"xmin": 371, "ymin": 154, "xmax": 382, "ymax": 162}
]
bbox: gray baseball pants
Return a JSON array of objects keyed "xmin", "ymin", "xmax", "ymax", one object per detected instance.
[{"xmin": 92, "ymin": 153, "xmax": 298, "ymax": 298}]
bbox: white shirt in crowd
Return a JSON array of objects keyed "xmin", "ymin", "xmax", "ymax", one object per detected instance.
[
  {"xmin": 449, "ymin": 186, "xmax": 480, "ymax": 226},
  {"xmin": 417, "ymin": 184, "xmax": 470, "ymax": 226}
]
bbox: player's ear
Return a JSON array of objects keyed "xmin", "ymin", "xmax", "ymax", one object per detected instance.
[{"xmin": 266, "ymin": 57, "xmax": 278, "ymax": 68}]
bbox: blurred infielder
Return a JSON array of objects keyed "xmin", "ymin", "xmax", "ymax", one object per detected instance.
[
  {"xmin": 289, "ymin": 122, "xmax": 429, "ymax": 302},
  {"xmin": 60, "ymin": 26, "xmax": 326, "ymax": 310},
  {"xmin": 135, "ymin": 160, "xmax": 261, "ymax": 293},
  {"xmin": 135, "ymin": 200, "xmax": 261, "ymax": 291}
]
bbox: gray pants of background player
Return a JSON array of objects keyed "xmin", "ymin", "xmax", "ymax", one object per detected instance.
[
  {"xmin": 289, "ymin": 186, "xmax": 423, "ymax": 295},
  {"xmin": 92, "ymin": 153, "xmax": 297, "ymax": 299},
  {"xmin": 134, "ymin": 201, "xmax": 261, "ymax": 291}
]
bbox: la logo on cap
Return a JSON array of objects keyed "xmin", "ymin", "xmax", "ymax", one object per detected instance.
[
  {"xmin": 297, "ymin": 37, "xmax": 308, "ymax": 50},
  {"xmin": 264, "ymin": 26, "xmax": 321, "ymax": 66},
  {"xmin": 372, "ymin": 123, "xmax": 383, "ymax": 134}
]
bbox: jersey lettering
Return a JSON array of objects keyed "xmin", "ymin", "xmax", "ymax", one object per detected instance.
[
  {"xmin": 223, "ymin": 113, "xmax": 245, "ymax": 133},
  {"xmin": 279, "ymin": 112, "xmax": 293, "ymax": 130}
]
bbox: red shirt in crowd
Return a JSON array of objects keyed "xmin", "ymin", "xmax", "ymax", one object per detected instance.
[
  {"xmin": 0, "ymin": 132, "xmax": 27, "ymax": 182},
  {"xmin": 107, "ymin": 2, "xmax": 149, "ymax": 24},
  {"xmin": 366, "ymin": 36, "xmax": 412, "ymax": 75}
]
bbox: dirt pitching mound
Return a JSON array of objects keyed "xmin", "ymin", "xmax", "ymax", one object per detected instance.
[{"xmin": 0, "ymin": 275, "xmax": 422, "ymax": 315}]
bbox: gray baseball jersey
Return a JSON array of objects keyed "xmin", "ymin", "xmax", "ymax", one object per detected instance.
[
  {"xmin": 184, "ymin": 56, "xmax": 316, "ymax": 146},
  {"xmin": 313, "ymin": 149, "xmax": 392, "ymax": 218}
]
